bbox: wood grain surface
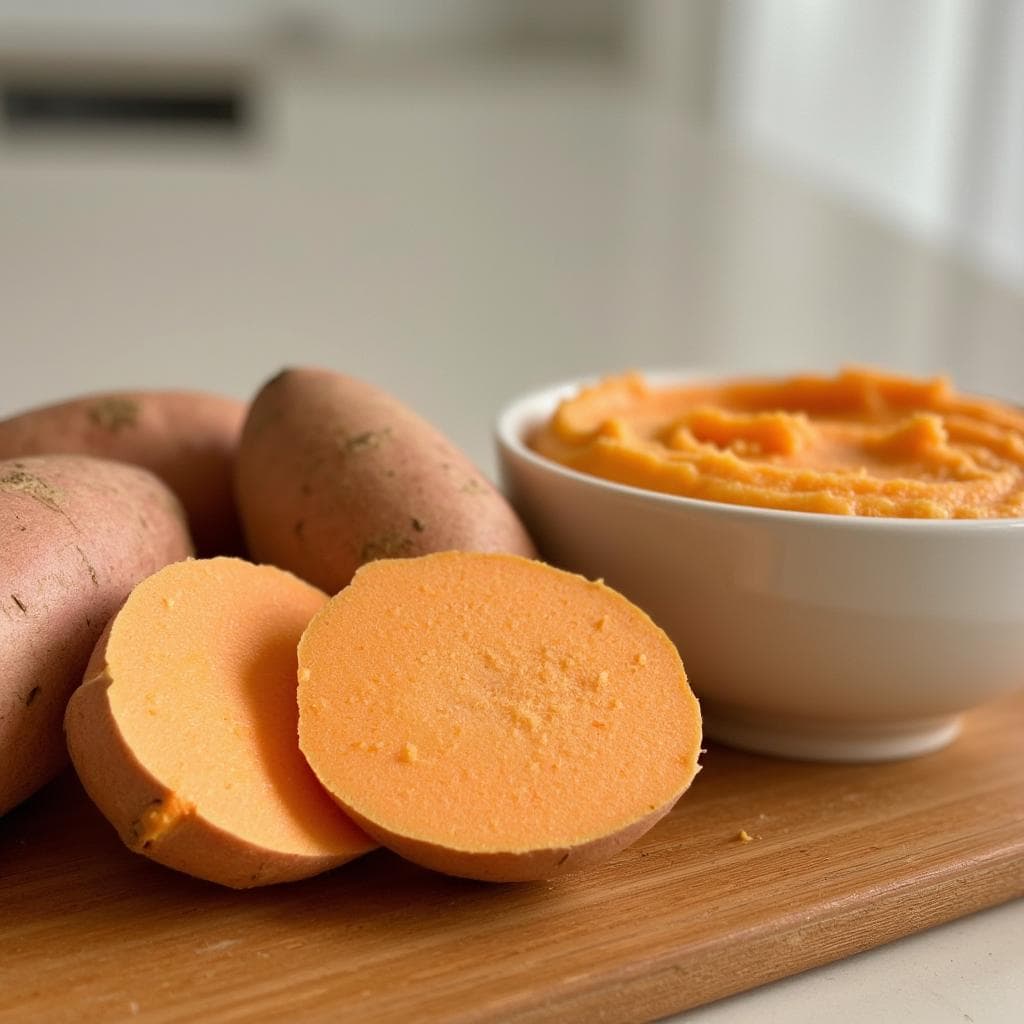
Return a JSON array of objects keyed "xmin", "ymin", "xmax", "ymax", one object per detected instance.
[{"xmin": 3, "ymin": 692, "xmax": 1023, "ymax": 1024}]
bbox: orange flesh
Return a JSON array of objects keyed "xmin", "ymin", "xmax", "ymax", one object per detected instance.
[
  {"xmin": 531, "ymin": 368, "xmax": 1024, "ymax": 518},
  {"xmin": 103, "ymin": 558, "xmax": 372, "ymax": 857},
  {"xmin": 298, "ymin": 552, "xmax": 701, "ymax": 853}
]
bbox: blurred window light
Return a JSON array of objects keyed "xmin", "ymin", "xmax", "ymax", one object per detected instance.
[{"xmin": 713, "ymin": 0, "xmax": 1023, "ymax": 286}]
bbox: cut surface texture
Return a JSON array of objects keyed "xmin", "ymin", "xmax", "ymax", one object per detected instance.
[
  {"xmin": 297, "ymin": 552, "xmax": 702, "ymax": 882},
  {"xmin": 65, "ymin": 557, "xmax": 375, "ymax": 888}
]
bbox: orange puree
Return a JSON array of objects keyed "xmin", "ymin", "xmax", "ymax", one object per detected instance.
[{"xmin": 530, "ymin": 368, "xmax": 1024, "ymax": 519}]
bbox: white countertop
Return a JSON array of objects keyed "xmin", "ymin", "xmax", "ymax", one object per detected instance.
[{"xmin": 1, "ymin": 59, "xmax": 1022, "ymax": 1022}]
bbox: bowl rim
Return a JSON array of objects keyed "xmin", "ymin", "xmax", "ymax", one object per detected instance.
[{"xmin": 494, "ymin": 370, "xmax": 1024, "ymax": 534}]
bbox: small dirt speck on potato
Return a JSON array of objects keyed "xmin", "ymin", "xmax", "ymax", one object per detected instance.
[
  {"xmin": 341, "ymin": 427, "xmax": 393, "ymax": 454},
  {"xmin": 0, "ymin": 469, "xmax": 65, "ymax": 511},
  {"xmin": 75, "ymin": 545, "xmax": 100, "ymax": 586},
  {"xmin": 360, "ymin": 532, "xmax": 415, "ymax": 563},
  {"xmin": 87, "ymin": 397, "xmax": 139, "ymax": 433}
]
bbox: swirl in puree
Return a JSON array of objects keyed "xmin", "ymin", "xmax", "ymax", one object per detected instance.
[{"xmin": 531, "ymin": 368, "xmax": 1024, "ymax": 518}]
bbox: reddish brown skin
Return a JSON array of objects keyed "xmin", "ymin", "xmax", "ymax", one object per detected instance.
[
  {"xmin": 0, "ymin": 390, "xmax": 246, "ymax": 556},
  {"xmin": 0, "ymin": 455, "xmax": 193, "ymax": 816},
  {"xmin": 235, "ymin": 368, "xmax": 537, "ymax": 594}
]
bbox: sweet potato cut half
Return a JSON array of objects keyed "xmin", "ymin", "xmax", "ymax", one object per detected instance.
[
  {"xmin": 65, "ymin": 557, "xmax": 376, "ymax": 888},
  {"xmin": 298, "ymin": 552, "xmax": 702, "ymax": 882}
]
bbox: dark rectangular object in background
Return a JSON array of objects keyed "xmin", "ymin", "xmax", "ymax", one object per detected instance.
[{"xmin": 2, "ymin": 81, "xmax": 246, "ymax": 132}]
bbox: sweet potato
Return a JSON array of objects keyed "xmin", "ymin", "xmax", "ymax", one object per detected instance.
[
  {"xmin": 235, "ymin": 368, "xmax": 536, "ymax": 594},
  {"xmin": 0, "ymin": 390, "xmax": 245, "ymax": 555},
  {"xmin": 65, "ymin": 557, "xmax": 376, "ymax": 888},
  {"xmin": 297, "ymin": 551, "xmax": 702, "ymax": 882},
  {"xmin": 0, "ymin": 455, "xmax": 193, "ymax": 816}
]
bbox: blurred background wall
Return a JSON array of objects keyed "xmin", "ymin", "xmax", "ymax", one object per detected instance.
[
  {"xmin": 1, "ymin": 0, "xmax": 1021, "ymax": 465},
  {"xmin": 2, "ymin": 0, "xmax": 1020, "ymax": 286}
]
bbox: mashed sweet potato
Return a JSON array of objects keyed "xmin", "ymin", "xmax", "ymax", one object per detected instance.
[{"xmin": 530, "ymin": 368, "xmax": 1024, "ymax": 518}]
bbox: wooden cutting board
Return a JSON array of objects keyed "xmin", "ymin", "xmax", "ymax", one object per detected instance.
[{"xmin": 3, "ymin": 692, "xmax": 1023, "ymax": 1024}]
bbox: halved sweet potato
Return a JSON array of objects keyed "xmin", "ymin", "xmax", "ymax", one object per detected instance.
[
  {"xmin": 297, "ymin": 551, "xmax": 702, "ymax": 882},
  {"xmin": 65, "ymin": 557, "xmax": 376, "ymax": 888}
]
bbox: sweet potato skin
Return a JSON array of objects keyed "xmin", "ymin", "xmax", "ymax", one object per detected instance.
[
  {"xmin": 0, "ymin": 390, "xmax": 245, "ymax": 555},
  {"xmin": 0, "ymin": 455, "xmax": 193, "ymax": 816},
  {"xmin": 339, "ymin": 801, "xmax": 677, "ymax": 883},
  {"xmin": 235, "ymin": 368, "xmax": 536, "ymax": 593}
]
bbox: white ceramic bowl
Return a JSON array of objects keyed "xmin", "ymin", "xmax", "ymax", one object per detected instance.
[{"xmin": 496, "ymin": 374, "xmax": 1024, "ymax": 762}]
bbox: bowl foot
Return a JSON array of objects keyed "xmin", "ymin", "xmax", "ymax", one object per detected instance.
[{"xmin": 702, "ymin": 705, "xmax": 963, "ymax": 762}]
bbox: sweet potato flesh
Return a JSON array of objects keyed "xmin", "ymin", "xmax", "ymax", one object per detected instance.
[
  {"xmin": 103, "ymin": 558, "xmax": 370, "ymax": 858},
  {"xmin": 298, "ymin": 552, "xmax": 702, "ymax": 854}
]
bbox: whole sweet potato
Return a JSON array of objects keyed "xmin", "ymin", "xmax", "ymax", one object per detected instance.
[
  {"xmin": 235, "ymin": 368, "xmax": 536, "ymax": 594},
  {"xmin": 0, "ymin": 390, "xmax": 245, "ymax": 555},
  {"xmin": 0, "ymin": 455, "xmax": 193, "ymax": 816}
]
